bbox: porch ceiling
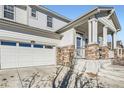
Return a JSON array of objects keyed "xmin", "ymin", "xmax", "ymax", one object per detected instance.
[{"xmin": 75, "ymin": 21, "xmax": 113, "ymax": 37}]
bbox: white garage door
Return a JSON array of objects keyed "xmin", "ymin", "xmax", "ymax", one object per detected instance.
[{"xmin": 0, "ymin": 45, "xmax": 56, "ymax": 69}]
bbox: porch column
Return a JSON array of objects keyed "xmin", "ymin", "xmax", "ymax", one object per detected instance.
[
  {"xmin": 112, "ymin": 32, "xmax": 117, "ymax": 49},
  {"xmin": 92, "ymin": 18, "xmax": 98, "ymax": 44},
  {"xmin": 88, "ymin": 18, "xmax": 98, "ymax": 44},
  {"xmin": 103, "ymin": 26, "xmax": 108, "ymax": 46},
  {"xmin": 88, "ymin": 20, "xmax": 92, "ymax": 44}
]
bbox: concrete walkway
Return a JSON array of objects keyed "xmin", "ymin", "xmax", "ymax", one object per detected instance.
[
  {"xmin": 98, "ymin": 64, "xmax": 124, "ymax": 88},
  {"xmin": 0, "ymin": 65, "xmax": 57, "ymax": 88}
]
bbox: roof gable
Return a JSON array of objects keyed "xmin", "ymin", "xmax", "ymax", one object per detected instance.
[{"xmin": 56, "ymin": 6, "xmax": 121, "ymax": 33}]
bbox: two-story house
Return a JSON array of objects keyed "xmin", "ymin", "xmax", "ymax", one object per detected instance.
[{"xmin": 0, "ymin": 5, "xmax": 121, "ymax": 69}]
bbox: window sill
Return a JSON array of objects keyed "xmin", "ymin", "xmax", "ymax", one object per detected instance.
[{"xmin": 3, "ymin": 17, "xmax": 15, "ymax": 22}]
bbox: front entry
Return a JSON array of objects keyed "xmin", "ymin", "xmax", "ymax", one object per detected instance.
[{"xmin": 76, "ymin": 33, "xmax": 85, "ymax": 58}]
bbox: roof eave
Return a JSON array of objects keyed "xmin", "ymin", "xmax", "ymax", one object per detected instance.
[
  {"xmin": 113, "ymin": 12, "xmax": 121, "ymax": 31},
  {"xmin": 0, "ymin": 19, "xmax": 62, "ymax": 40},
  {"xmin": 31, "ymin": 5, "xmax": 71, "ymax": 23},
  {"xmin": 56, "ymin": 6, "xmax": 121, "ymax": 34},
  {"xmin": 56, "ymin": 7, "xmax": 99, "ymax": 34}
]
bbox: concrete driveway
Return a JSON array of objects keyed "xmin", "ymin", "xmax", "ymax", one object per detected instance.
[{"xmin": 0, "ymin": 65, "xmax": 57, "ymax": 88}]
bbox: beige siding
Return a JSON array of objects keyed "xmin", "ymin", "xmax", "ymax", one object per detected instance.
[
  {"xmin": 53, "ymin": 18, "xmax": 67, "ymax": 31},
  {"xmin": 0, "ymin": 29, "xmax": 60, "ymax": 45},
  {"xmin": 28, "ymin": 6, "xmax": 68, "ymax": 32},
  {"xmin": 15, "ymin": 7, "xmax": 27, "ymax": 25},
  {"xmin": 0, "ymin": 6, "xmax": 3, "ymax": 18},
  {"xmin": 0, "ymin": 5, "xmax": 68, "ymax": 32},
  {"xmin": 58, "ymin": 28, "xmax": 75, "ymax": 47}
]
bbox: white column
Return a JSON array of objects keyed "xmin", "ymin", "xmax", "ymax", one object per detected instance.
[
  {"xmin": 112, "ymin": 32, "xmax": 117, "ymax": 49},
  {"xmin": 103, "ymin": 26, "xmax": 108, "ymax": 46},
  {"xmin": 92, "ymin": 18, "xmax": 98, "ymax": 44},
  {"xmin": 88, "ymin": 18, "xmax": 98, "ymax": 44},
  {"xmin": 88, "ymin": 20, "xmax": 92, "ymax": 44}
]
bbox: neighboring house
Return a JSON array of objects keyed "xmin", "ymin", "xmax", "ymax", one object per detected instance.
[
  {"xmin": 108, "ymin": 40, "xmax": 123, "ymax": 59},
  {"xmin": 0, "ymin": 5, "xmax": 121, "ymax": 69},
  {"xmin": 116, "ymin": 41, "xmax": 123, "ymax": 59}
]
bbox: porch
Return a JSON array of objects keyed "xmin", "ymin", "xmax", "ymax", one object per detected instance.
[
  {"xmin": 74, "ymin": 17, "xmax": 116, "ymax": 60},
  {"xmin": 56, "ymin": 7, "xmax": 121, "ymax": 66}
]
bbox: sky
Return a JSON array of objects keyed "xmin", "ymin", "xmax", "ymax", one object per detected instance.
[{"xmin": 45, "ymin": 5, "xmax": 124, "ymax": 43}]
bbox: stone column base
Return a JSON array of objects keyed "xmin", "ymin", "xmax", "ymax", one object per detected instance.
[
  {"xmin": 85, "ymin": 44, "xmax": 99, "ymax": 60},
  {"xmin": 99, "ymin": 46, "xmax": 109, "ymax": 59},
  {"xmin": 57, "ymin": 45, "xmax": 75, "ymax": 66},
  {"xmin": 85, "ymin": 44, "xmax": 110, "ymax": 60}
]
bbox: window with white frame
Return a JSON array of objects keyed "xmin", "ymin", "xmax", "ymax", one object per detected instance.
[
  {"xmin": 31, "ymin": 8, "xmax": 37, "ymax": 17},
  {"xmin": 47, "ymin": 16, "xmax": 53, "ymax": 27},
  {"xmin": 4, "ymin": 5, "xmax": 14, "ymax": 20}
]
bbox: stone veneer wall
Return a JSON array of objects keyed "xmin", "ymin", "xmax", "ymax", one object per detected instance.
[
  {"xmin": 85, "ymin": 44, "xmax": 109, "ymax": 60},
  {"xmin": 99, "ymin": 46, "xmax": 109, "ymax": 59},
  {"xmin": 57, "ymin": 44, "xmax": 111, "ymax": 65},
  {"xmin": 85, "ymin": 44, "xmax": 99, "ymax": 60},
  {"xmin": 57, "ymin": 45, "xmax": 75, "ymax": 66}
]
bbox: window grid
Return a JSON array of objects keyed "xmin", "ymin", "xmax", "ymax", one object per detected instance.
[
  {"xmin": 31, "ymin": 8, "xmax": 37, "ymax": 17},
  {"xmin": 4, "ymin": 5, "xmax": 14, "ymax": 20}
]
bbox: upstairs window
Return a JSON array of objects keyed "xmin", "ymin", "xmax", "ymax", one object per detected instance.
[
  {"xmin": 31, "ymin": 8, "xmax": 37, "ymax": 17},
  {"xmin": 4, "ymin": 5, "xmax": 14, "ymax": 20},
  {"xmin": 47, "ymin": 16, "xmax": 53, "ymax": 28}
]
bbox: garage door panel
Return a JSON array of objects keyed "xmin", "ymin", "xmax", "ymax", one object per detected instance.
[
  {"xmin": 0, "ymin": 46, "xmax": 56, "ymax": 69},
  {"xmin": 1, "ymin": 46, "xmax": 18, "ymax": 68}
]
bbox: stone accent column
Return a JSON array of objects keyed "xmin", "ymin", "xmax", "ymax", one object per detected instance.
[
  {"xmin": 57, "ymin": 45, "xmax": 75, "ymax": 66},
  {"xmin": 85, "ymin": 44, "xmax": 99, "ymax": 60},
  {"xmin": 99, "ymin": 46, "xmax": 109, "ymax": 59},
  {"xmin": 103, "ymin": 26, "xmax": 108, "ymax": 46},
  {"xmin": 87, "ymin": 18, "xmax": 99, "ymax": 60}
]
